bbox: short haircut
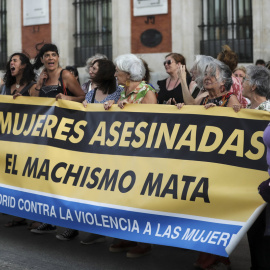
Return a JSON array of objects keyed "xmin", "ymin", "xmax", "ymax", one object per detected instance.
[
  {"xmin": 114, "ymin": 54, "xmax": 145, "ymax": 81},
  {"xmin": 246, "ymin": 65, "xmax": 270, "ymax": 97}
]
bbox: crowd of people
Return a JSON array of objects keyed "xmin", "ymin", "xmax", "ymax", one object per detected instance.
[{"xmin": 1, "ymin": 42, "xmax": 270, "ymax": 270}]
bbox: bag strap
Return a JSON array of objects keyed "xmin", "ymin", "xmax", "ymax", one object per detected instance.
[
  {"xmin": 19, "ymin": 81, "xmax": 36, "ymax": 96},
  {"xmin": 59, "ymin": 69, "xmax": 67, "ymax": 95},
  {"xmin": 91, "ymin": 88, "xmax": 97, "ymax": 103}
]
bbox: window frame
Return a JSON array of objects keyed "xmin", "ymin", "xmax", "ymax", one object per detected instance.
[{"xmin": 199, "ymin": 0, "xmax": 253, "ymax": 63}]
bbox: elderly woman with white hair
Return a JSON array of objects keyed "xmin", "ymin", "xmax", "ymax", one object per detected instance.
[
  {"xmin": 242, "ymin": 65, "xmax": 270, "ymax": 110},
  {"xmin": 177, "ymin": 59, "xmax": 241, "ymax": 112},
  {"xmin": 104, "ymin": 54, "xmax": 156, "ymax": 258},
  {"xmin": 104, "ymin": 53, "xmax": 157, "ymax": 110},
  {"xmin": 189, "ymin": 55, "xmax": 215, "ymax": 100},
  {"xmin": 177, "ymin": 60, "xmax": 241, "ymax": 270}
]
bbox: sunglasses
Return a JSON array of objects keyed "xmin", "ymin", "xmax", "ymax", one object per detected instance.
[{"xmin": 163, "ymin": 60, "xmax": 174, "ymax": 66}]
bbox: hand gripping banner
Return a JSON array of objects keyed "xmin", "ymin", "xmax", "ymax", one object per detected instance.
[{"xmin": 0, "ymin": 96, "xmax": 269, "ymax": 257}]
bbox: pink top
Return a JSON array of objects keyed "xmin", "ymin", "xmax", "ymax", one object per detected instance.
[{"xmin": 229, "ymin": 76, "xmax": 248, "ymax": 108}]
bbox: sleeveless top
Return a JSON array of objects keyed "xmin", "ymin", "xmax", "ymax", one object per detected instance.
[
  {"xmin": 200, "ymin": 92, "xmax": 233, "ymax": 107},
  {"xmin": 39, "ymin": 69, "xmax": 74, "ymax": 98},
  {"xmin": 157, "ymin": 74, "xmax": 192, "ymax": 104}
]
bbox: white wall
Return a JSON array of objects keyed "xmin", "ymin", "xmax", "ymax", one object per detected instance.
[
  {"xmin": 7, "ymin": 0, "xmax": 22, "ymax": 56},
  {"xmin": 252, "ymin": 0, "xmax": 270, "ymax": 63},
  {"xmin": 51, "ymin": 0, "xmax": 75, "ymax": 68}
]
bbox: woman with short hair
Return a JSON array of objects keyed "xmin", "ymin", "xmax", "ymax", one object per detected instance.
[
  {"xmin": 104, "ymin": 53, "xmax": 157, "ymax": 110},
  {"xmin": 33, "ymin": 43, "xmax": 85, "ymax": 102},
  {"xmin": 242, "ymin": 65, "xmax": 270, "ymax": 110}
]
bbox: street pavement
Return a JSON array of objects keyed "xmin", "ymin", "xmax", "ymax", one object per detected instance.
[{"xmin": 0, "ymin": 214, "xmax": 251, "ymax": 270}]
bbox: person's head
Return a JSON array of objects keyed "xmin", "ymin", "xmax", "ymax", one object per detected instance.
[
  {"xmin": 203, "ymin": 59, "xmax": 233, "ymax": 92},
  {"xmin": 114, "ymin": 54, "xmax": 145, "ymax": 86},
  {"xmin": 66, "ymin": 65, "xmax": 80, "ymax": 84},
  {"xmin": 140, "ymin": 58, "xmax": 151, "ymax": 83},
  {"xmin": 255, "ymin": 59, "xmax": 266, "ymax": 66},
  {"xmin": 233, "ymin": 66, "xmax": 246, "ymax": 83},
  {"xmin": 91, "ymin": 59, "xmax": 116, "ymax": 94},
  {"xmin": 33, "ymin": 43, "xmax": 59, "ymax": 70},
  {"xmin": 242, "ymin": 65, "xmax": 270, "ymax": 99},
  {"xmin": 164, "ymin": 53, "xmax": 189, "ymax": 75},
  {"xmin": 4, "ymin": 52, "xmax": 35, "ymax": 88},
  {"xmin": 217, "ymin": 45, "xmax": 238, "ymax": 71},
  {"xmin": 85, "ymin": 53, "xmax": 108, "ymax": 75},
  {"xmin": 190, "ymin": 55, "xmax": 215, "ymax": 88}
]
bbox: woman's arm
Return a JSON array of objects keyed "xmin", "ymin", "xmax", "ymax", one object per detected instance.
[
  {"xmin": 177, "ymin": 65, "xmax": 197, "ymax": 105},
  {"xmin": 142, "ymin": 90, "xmax": 157, "ymax": 104},
  {"xmin": 57, "ymin": 70, "xmax": 85, "ymax": 102},
  {"xmin": 227, "ymin": 94, "xmax": 241, "ymax": 112},
  {"xmin": 29, "ymin": 83, "xmax": 39, "ymax": 96}
]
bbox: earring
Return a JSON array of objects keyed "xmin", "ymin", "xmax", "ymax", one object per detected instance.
[{"xmin": 125, "ymin": 80, "xmax": 130, "ymax": 87}]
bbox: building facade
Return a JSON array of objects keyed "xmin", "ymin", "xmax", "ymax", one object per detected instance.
[{"xmin": 0, "ymin": 0, "xmax": 270, "ymax": 86}]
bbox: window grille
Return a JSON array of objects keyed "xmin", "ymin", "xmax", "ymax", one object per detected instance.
[
  {"xmin": 0, "ymin": 0, "xmax": 7, "ymax": 69},
  {"xmin": 73, "ymin": 0, "xmax": 112, "ymax": 67},
  {"xmin": 199, "ymin": 0, "xmax": 253, "ymax": 63}
]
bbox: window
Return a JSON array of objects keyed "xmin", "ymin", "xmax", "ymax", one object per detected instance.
[
  {"xmin": 199, "ymin": 0, "xmax": 253, "ymax": 62},
  {"xmin": 0, "ymin": 0, "xmax": 7, "ymax": 69},
  {"xmin": 73, "ymin": 0, "xmax": 112, "ymax": 67}
]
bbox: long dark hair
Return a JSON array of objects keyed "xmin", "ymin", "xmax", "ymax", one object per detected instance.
[
  {"xmin": 33, "ymin": 42, "xmax": 59, "ymax": 70},
  {"xmin": 91, "ymin": 59, "xmax": 116, "ymax": 94},
  {"xmin": 3, "ymin": 53, "xmax": 36, "ymax": 88}
]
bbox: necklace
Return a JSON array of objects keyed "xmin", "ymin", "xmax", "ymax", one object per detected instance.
[
  {"xmin": 16, "ymin": 83, "xmax": 20, "ymax": 89},
  {"xmin": 167, "ymin": 78, "xmax": 179, "ymax": 90}
]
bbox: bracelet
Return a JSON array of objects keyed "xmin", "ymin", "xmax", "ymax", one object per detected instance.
[{"xmin": 35, "ymin": 88, "xmax": 40, "ymax": 91}]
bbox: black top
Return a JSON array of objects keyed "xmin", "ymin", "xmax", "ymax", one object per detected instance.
[
  {"xmin": 157, "ymin": 74, "xmax": 192, "ymax": 104},
  {"xmin": 3, "ymin": 81, "xmax": 35, "ymax": 96},
  {"xmin": 200, "ymin": 92, "xmax": 233, "ymax": 107},
  {"xmin": 39, "ymin": 69, "xmax": 74, "ymax": 98}
]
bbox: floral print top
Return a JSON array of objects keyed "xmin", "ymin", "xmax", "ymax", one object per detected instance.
[
  {"xmin": 247, "ymin": 100, "xmax": 270, "ymax": 111},
  {"xmin": 119, "ymin": 81, "xmax": 156, "ymax": 104}
]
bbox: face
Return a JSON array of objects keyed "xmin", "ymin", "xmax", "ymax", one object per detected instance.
[
  {"xmin": 89, "ymin": 62, "xmax": 99, "ymax": 79},
  {"xmin": 203, "ymin": 67, "xmax": 224, "ymax": 92},
  {"xmin": 234, "ymin": 69, "xmax": 245, "ymax": 83},
  {"xmin": 163, "ymin": 56, "xmax": 180, "ymax": 74},
  {"xmin": 115, "ymin": 66, "xmax": 129, "ymax": 86},
  {"xmin": 242, "ymin": 75, "xmax": 252, "ymax": 98},
  {"xmin": 41, "ymin": 51, "xmax": 59, "ymax": 70},
  {"xmin": 10, "ymin": 55, "xmax": 25, "ymax": 77}
]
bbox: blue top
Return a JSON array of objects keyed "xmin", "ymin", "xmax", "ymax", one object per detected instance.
[{"xmin": 85, "ymin": 85, "xmax": 122, "ymax": 104}]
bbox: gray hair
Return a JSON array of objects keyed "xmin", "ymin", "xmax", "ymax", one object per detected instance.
[
  {"xmin": 246, "ymin": 65, "xmax": 270, "ymax": 97},
  {"xmin": 114, "ymin": 54, "xmax": 145, "ymax": 81},
  {"xmin": 191, "ymin": 55, "xmax": 215, "ymax": 88},
  {"xmin": 85, "ymin": 53, "xmax": 108, "ymax": 73},
  {"xmin": 205, "ymin": 59, "xmax": 233, "ymax": 91}
]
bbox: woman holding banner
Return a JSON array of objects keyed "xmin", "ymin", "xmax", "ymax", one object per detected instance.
[
  {"xmin": 176, "ymin": 59, "xmax": 240, "ymax": 111},
  {"xmin": 104, "ymin": 54, "xmax": 157, "ymax": 258},
  {"xmin": 1, "ymin": 52, "xmax": 37, "ymax": 228},
  {"xmin": 2, "ymin": 53, "xmax": 37, "ymax": 97},
  {"xmin": 177, "ymin": 60, "xmax": 240, "ymax": 270},
  {"xmin": 32, "ymin": 43, "xmax": 85, "ymax": 102},
  {"xmin": 30, "ymin": 43, "xmax": 85, "ymax": 235}
]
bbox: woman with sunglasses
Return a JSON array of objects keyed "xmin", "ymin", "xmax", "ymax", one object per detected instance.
[{"xmin": 157, "ymin": 53, "xmax": 191, "ymax": 105}]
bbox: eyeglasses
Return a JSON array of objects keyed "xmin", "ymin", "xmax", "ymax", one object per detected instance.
[
  {"xmin": 163, "ymin": 60, "xmax": 173, "ymax": 66},
  {"xmin": 242, "ymin": 77, "xmax": 250, "ymax": 83}
]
